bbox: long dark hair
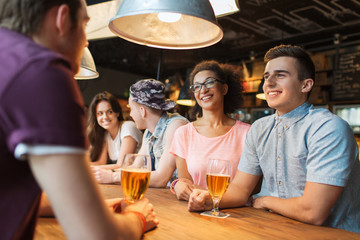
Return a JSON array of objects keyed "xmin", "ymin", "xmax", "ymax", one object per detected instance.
[
  {"xmin": 87, "ymin": 91, "xmax": 124, "ymax": 162},
  {"xmin": 188, "ymin": 60, "xmax": 244, "ymax": 119}
]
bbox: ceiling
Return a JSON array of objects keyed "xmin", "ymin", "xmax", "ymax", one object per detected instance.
[{"xmin": 86, "ymin": 0, "xmax": 360, "ymax": 79}]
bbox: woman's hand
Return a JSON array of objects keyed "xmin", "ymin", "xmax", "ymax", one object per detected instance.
[
  {"xmin": 174, "ymin": 179, "xmax": 195, "ymax": 201},
  {"xmin": 188, "ymin": 189, "xmax": 213, "ymax": 212},
  {"xmin": 91, "ymin": 166, "xmax": 120, "ymax": 183}
]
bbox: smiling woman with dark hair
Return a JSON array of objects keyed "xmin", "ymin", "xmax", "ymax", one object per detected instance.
[
  {"xmin": 169, "ymin": 60, "xmax": 250, "ymax": 201},
  {"xmin": 87, "ymin": 91, "xmax": 143, "ymax": 184},
  {"xmin": 87, "ymin": 91, "xmax": 142, "ymax": 166}
]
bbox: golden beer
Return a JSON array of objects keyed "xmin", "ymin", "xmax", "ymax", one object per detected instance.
[
  {"xmin": 121, "ymin": 169, "xmax": 151, "ymax": 202},
  {"xmin": 206, "ymin": 174, "xmax": 230, "ymax": 199}
]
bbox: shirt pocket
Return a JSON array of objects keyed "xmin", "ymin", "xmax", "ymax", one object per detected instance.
[{"xmin": 287, "ymin": 152, "xmax": 307, "ymax": 194}]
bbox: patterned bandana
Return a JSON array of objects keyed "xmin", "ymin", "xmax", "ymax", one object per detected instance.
[{"xmin": 129, "ymin": 79, "xmax": 177, "ymax": 110}]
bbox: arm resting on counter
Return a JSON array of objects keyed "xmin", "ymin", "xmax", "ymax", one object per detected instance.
[
  {"xmin": 253, "ymin": 181, "xmax": 343, "ymax": 225},
  {"xmin": 148, "ymin": 119, "xmax": 188, "ymax": 188},
  {"xmin": 29, "ymin": 153, "xmax": 151, "ymax": 240},
  {"xmin": 220, "ymin": 170, "xmax": 261, "ymax": 208},
  {"xmin": 188, "ymin": 170, "xmax": 261, "ymax": 211}
]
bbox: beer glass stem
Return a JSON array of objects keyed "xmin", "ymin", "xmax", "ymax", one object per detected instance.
[{"xmin": 212, "ymin": 197, "xmax": 220, "ymax": 216}]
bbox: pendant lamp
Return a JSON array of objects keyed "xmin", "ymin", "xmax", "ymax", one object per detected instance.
[
  {"xmin": 256, "ymin": 78, "xmax": 266, "ymax": 100},
  {"xmin": 75, "ymin": 47, "xmax": 99, "ymax": 80},
  {"xmin": 209, "ymin": 0, "xmax": 240, "ymax": 17},
  {"xmin": 108, "ymin": 0, "xmax": 223, "ymax": 49},
  {"xmin": 177, "ymin": 79, "xmax": 195, "ymax": 107}
]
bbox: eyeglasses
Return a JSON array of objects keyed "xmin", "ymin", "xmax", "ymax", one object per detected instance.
[{"xmin": 189, "ymin": 78, "xmax": 225, "ymax": 93}]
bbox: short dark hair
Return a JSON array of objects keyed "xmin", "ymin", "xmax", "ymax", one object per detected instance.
[
  {"xmin": 188, "ymin": 60, "xmax": 244, "ymax": 119},
  {"xmin": 87, "ymin": 91, "xmax": 124, "ymax": 162},
  {"xmin": 0, "ymin": 0, "xmax": 82, "ymax": 36},
  {"xmin": 264, "ymin": 44, "xmax": 315, "ymax": 83}
]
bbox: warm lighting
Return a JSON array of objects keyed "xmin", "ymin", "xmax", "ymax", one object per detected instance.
[
  {"xmin": 177, "ymin": 80, "xmax": 196, "ymax": 107},
  {"xmin": 256, "ymin": 80, "xmax": 266, "ymax": 100},
  {"xmin": 85, "ymin": 0, "xmax": 239, "ymax": 40},
  {"xmin": 108, "ymin": 0, "xmax": 223, "ymax": 49},
  {"xmin": 177, "ymin": 99, "xmax": 196, "ymax": 107},
  {"xmin": 256, "ymin": 93, "xmax": 266, "ymax": 100},
  {"xmin": 75, "ymin": 47, "xmax": 99, "ymax": 80},
  {"xmin": 158, "ymin": 12, "xmax": 182, "ymax": 23},
  {"xmin": 209, "ymin": 0, "xmax": 240, "ymax": 17},
  {"xmin": 86, "ymin": 0, "xmax": 121, "ymax": 40},
  {"xmin": 256, "ymin": 78, "xmax": 266, "ymax": 100}
]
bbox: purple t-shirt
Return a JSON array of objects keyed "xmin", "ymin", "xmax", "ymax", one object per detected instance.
[{"xmin": 0, "ymin": 27, "xmax": 87, "ymax": 239}]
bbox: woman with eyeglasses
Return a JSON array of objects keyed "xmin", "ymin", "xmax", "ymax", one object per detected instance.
[
  {"xmin": 87, "ymin": 91, "xmax": 142, "ymax": 170},
  {"xmin": 169, "ymin": 60, "xmax": 251, "ymax": 201}
]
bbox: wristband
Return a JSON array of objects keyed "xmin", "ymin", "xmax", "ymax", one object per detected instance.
[
  {"xmin": 170, "ymin": 179, "xmax": 182, "ymax": 194},
  {"xmin": 124, "ymin": 211, "xmax": 146, "ymax": 234}
]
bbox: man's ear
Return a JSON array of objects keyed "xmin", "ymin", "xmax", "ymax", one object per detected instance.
[
  {"xmin": 55, "ymin": 4, "xmax": 70, "ymax": 36},
  {"xmin": 140, "ymin": 106, "xmax": 146, "ymax": 118},
  {"xmin": 301, "ymin": 78, "xmax": 314, "ymax": 93}
]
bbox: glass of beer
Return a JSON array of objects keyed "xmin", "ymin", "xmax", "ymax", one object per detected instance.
[
  {"xmin": 121, "ymin": 154, "xmax": 151, "ymax": 203},
  {"xmin": 201, "ymin": 159, "xmax": 231, "ymax": 218}
]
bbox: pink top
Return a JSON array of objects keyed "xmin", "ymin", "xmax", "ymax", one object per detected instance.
[{"xmin": 170, "ymin": 120, "xmax": 250, "ymax": 188}]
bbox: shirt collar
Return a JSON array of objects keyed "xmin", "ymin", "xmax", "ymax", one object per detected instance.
[
  {"xmin": 146, "ymin": 111, "xmax": 167, "ymax": 140},
  {"xmin": 275, "ymin": 102, "xmax": 312, "ymax": 127}
]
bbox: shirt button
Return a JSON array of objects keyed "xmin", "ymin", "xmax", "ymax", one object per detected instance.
[
  {"xmin": 279, "ymin": 181, "xmax": 282, "ymax": 185},
  {"xmin": 277, "ymin": 157, "xmax": 281, "ymax": 161},
  {"xmin": 284, "ymin": 125, "xmax": 288, "ymax": 129},
  {"xmin": 278, "ymin": 133, "xmax": 281, "ymax": 137}
]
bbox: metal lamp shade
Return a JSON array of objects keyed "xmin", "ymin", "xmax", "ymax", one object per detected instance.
[
  {"xmin": 75, "ymin": 47, "xmax": 99, "ymax": 80},
  {"xmin": 256, "ymin": 78, "xmax": 266, "ymax": 100},
  {"xmin": 108, "ymin": 0, "xmax": 223, "ymax": 49},
  {"xmin": 176, "ymin": 79, "xmax": 195, "ymax": 106}
]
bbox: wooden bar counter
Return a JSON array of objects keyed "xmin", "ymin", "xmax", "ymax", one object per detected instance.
[{"xmin": 35, "ymin": 184, "xmax": 360, "ymax": 240}]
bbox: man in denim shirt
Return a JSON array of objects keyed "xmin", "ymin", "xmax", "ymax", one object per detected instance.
[
  {"xmin": 189, "ymin": 45, "xmax": 360, "ymax": 233},
  {"xmin": 129, "ymin": 79, "xmax": 189, "ymax": 187}
]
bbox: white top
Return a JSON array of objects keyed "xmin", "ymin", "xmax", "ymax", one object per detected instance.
[{"xmin": 105, "ymin": 121, "xmax": 142, "ymax": 161}]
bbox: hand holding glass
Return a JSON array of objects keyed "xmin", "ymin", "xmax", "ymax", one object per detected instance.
[
  {"xmin": 121, "ymin": 154, "xmax": 151, "ymax": 203},
  {"xmin": 201, "ymin": 159, "xmax": 231, "ymax": 218}
]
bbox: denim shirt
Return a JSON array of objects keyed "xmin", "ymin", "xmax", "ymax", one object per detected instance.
[
  {"xmin": 238, "ymin": 102, "xmax": 360, "ymax": 233},
  {"xmin": 144, "ymin": 112, "xmax": 188, "ymax": 170}
]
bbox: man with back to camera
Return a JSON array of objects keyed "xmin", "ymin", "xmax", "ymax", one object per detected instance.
[
  {"xmin": 0, "ymin": 0, "xmax": 158, "ymax": 239},
  {"xmin": 188, "ymin": 45, "xmax": 360, "ymax": 233},
  {"xmin": 93, "ymin": 79, "xmax": 189, "ymax": 187}
]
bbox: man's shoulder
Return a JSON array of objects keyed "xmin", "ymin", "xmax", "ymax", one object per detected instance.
[
  {"xmin": 0, "ymin": 28, "xmax": 70, "ymax": 92},
  {"xmin": 1, "ymin": 28, "xmax": 63, "ymax": 62},
  {"xmin": 251, "ymin": 114, "xmax": 275, "ymax": 126},
  {"xmin": 0, "ymin": 28, "xmax": 69, "ymax": 72},
  {"xmin": 166, "ymin": 114, "xmax": 189, "ymax": 131},
  {"xmin": 307, "ymin": 108, "xmax": 348, "ymax": 128},
  {"xmin": 164, "ymin": 118, "xmax": 191, "ymax": 138},
  {"xmin": 166, "ymin": 112, "xmax": 189, "ymax": 123}
]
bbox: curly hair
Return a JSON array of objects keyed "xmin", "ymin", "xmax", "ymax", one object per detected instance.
[
  {"xmin": 87, "ymin": 91, "xmax": 124, "ymax": 162},
  {"xmin": 188, "ymin": 60, "xmax": 244, "ymax": 119}
]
